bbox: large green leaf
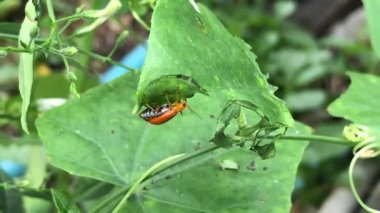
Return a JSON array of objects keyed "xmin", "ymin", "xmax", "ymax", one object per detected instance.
[
  {"xmin": 36, "ymin": 0, "xmax": 304, "ymax": 211},
  {"xmin": 363, "ymin": 0, "xmax": 380, "ymax": 58},
  {"xmin": 37, "ymin": 70, "xmax": 309, "ymax": 212},
  {"xmin": 328, "ymin": 72, "xmax": 380, "ymax": 137},
  {"xmin": 136, "ymin": 0, "xmax": 292, "ymax": 127}
]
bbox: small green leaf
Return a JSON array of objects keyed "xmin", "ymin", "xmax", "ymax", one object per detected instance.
[
  {"xmin": 73, "ymin": 0, "xmax": 121, "ymax": 37},
  {"xmin": 18, "ymin": 0, "xmax": 37, "ymax": 133},
  {"xmin": 363, "ymin": 0, "xmax": 380, "ymax": 58},
  {"xmin": 19, "ymin": 41, "xmax": 28, "ymax": 49},
  {"xmin": 82, "ymin": 0, "xmax": 121, "ymax": 19},
  {"xmin": 328, "ymin": 72, "xmax": 380, "ymax": 138},
  {"xmin": 108, "ymin": 30, "xmax": 129, "ymax": 57},
  {"xmin": 24, "ymin": 0, "xmax": 36, "ymax": 21}
]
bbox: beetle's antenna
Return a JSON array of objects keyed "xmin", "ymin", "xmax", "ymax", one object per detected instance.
[{"xmin": 187, "ymin": 104, "xmax": 201, "ymax": 118}]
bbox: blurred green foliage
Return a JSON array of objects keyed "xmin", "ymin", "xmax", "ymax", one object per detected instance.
[{"xmin": 0, "ymin": 0, "xmax": 379, "ymax": 212}]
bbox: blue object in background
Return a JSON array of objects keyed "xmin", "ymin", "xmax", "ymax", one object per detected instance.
[
  {"xmin": 0, "ymin": 160, "xmax": 26, "ymax": 177},
  {"xmin": 100, "ymin": 42, "xmax": 147, "ymax": 83}
]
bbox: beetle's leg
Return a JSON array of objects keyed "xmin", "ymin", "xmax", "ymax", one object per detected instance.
[
  {"xmin": 176, "ymin": 85, "xmax": 180, "ymax": 103},
  {"xmin": 165, "ymin": 93, "xmax": 171, "ymax": 106},
  {"xmin": 146, "ymin": 104, "xmax": 154, "ymax": 111}
]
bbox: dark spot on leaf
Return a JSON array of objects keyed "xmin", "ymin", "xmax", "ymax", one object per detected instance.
[
  {"xmin": 195, "ymin": 15, "xmax": 208, "ymax": 34},
  {"xmin": 194, "ymin": 142, "xmax": 201, "ymax": 150},
  {"xmin": 111, "ymin": 130, "xmax": 115, "ymax": 134},
  {"xmin": 150, "ymin": 179, "xmax": 156, "ymax": 185},
  {"xmin": 247, "ymin": 161, "xmax": 256, "ymax": 171},
  {"xmin": 165, "ymin": 175, "xmax": 173, "ymax": 180},
  {"xmin": 210, "ymin": 114, "xmax": 215, "ymax": 119},
  {"xmin": 262, "ymin": 166, "xmax": 268, "ymax": 171}
]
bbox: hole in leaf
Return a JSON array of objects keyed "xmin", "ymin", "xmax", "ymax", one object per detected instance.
[{"xmin": 210, "ymin": 100, "xmax": 288, "ymax": 159}]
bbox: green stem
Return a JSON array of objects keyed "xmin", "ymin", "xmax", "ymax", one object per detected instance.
[
  {"xmin": 56, "ymin": 13, "xmax": 84, "ymax": 23},
  {"xmin": 58, "ymin": 20, "xmax": 73, "ymax": 35},
  {"xmin": 0, "ymin": 33, "xmax": 20, "ymax": 40},
  {"xmin": 274, "ymin": 134, "xmax": 351, "ymax": 145},
  {"xmin": 129, "ymin": 2, "xmax": 150, "ymax": 30},
  {"xmin": 46, "ymin": 0, "xmax": 79, "ymax": 98},
  {"xmin": 45, "ymin": 0, "xmax": 56, "ymax": 21},
  {"xmin": 0, "ymin": 46, "xmax": 29, "ymax": 53},
  {"xmin": 89, "ymin": 186, "xmax": 129, "ymax": 213},
  {"xmin": 145, "ymin": 144, "xmax": 219, "ymax": 179},
  {"xmin": 349, "ymin": 143, "xmax": 380, "ymax": 213},
  {"xmin": 78, "ymin": 49, "xmax": 136, "ymax": 71},
  {"xmin": 136, "ymin": 134, "xmax": 351, "ymax": 185},
  {"xmin": 112, "ymin": 154, "xmax": 185, "ymax": 213},
  {"xmin": 142, "ymin": 134, "xmax": 350, "ymax": 182},
  {"xmin": 0, "ymin": 33, "xmax": 47, "ymax": 43}
]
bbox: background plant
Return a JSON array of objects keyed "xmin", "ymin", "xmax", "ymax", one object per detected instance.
[{"xmin": 0, "ymin": 0, "xmax": 379, "ymax": 212}]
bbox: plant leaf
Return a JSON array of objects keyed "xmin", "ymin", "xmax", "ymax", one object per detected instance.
[
  {"xmin": 328, "ymin": 72, "xmax": 380, "ymax": 137},
  {"xmin": 36, "ymin": 70, "xmax": 309, "ymax": 211},
  {"xmin": 18, "ymin": 0, "xmax": 37, "ymax": 134},
  {"xmin": 363, "ymin": 0, "xmax": 380, "ymax": 58},
  {"xmin": 35, "ymin": 0, "xmax": 304, "ymax": 211}
]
